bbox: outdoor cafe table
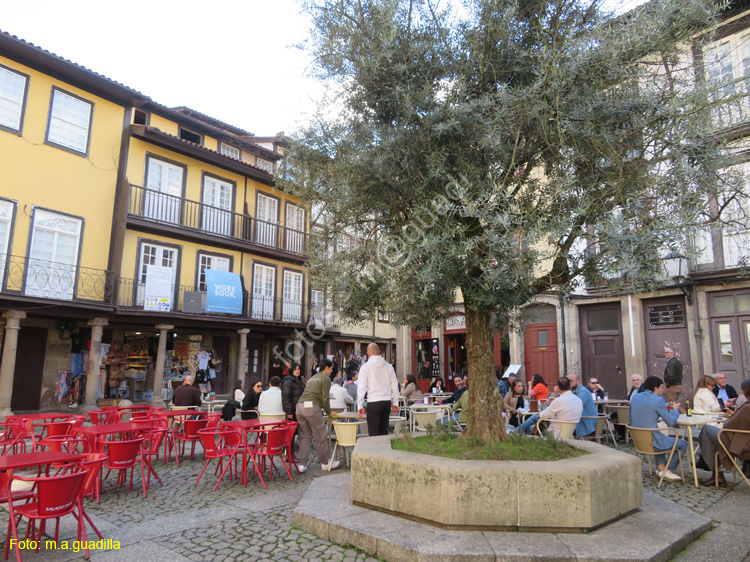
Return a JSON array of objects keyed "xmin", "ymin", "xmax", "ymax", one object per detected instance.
[
  {"xmin": 150, "ymin": 410, "xmax": 207, "ymax": 464},
  {"xmin": 219, "ymin": 419, "xmax": 287, "ymax": 486},
  {"xmin": 675, "ymin": 413, "xmax": 725, "ymax": 487},
  {"xmin": 75, "ymin": 422, "xmax": 149, "ymax": 452}
]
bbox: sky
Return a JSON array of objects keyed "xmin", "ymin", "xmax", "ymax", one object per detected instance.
[{"xmin": 2, "ymin": 0, "xmax": 644, "ymax": 138}]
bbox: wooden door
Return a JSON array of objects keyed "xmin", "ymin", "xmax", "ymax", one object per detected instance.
[
  {"xmin": 741, "ymin": 317, "xmax": 750, "ymax": 384},
  {"xmin": 247, "ymin": 340, "xmax": 265, "ymax": 384},
  {"xmin": 579, "ymin": 304, "xmax": 627, "ymax": 398},
  {"xmin": 211, "ymin": 336, "xmax": 230, "ymax": 394},
  {"xmin": 643, "ymin": 296, "xmax": 693, "ymax": 397},
  {"xmin": 711, "ymin": 318, "xmax": 740, "ymax": 390},
  {"xmin": 524, "ymin": 323, "xmax": 559, "ymax": 387},
  {"xmin": 10, "ymin": 327, "xmax": 48, "ymax": 411}
]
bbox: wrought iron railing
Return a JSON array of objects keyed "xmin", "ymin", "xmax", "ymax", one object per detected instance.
[
  {"xmin": 0, "ymin": 254, "xmax": 113, "ymax": 304},
  {"xmin": 127, "ymin": 184, "xmax": 308, "ymax": 256},
  {"xmin": 118, "ymin": 278, "xmax": 339, "ymax": 326}
]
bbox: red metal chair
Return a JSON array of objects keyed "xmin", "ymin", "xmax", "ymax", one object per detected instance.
[
  {"xmin": 246, "ymin": 427, "xmax": 291, "ymax": 488},
  {"xmin": 69, "ymin": 415, "xmax": 87, "ymax": 429},
  {"xmin": 31, "ymin": 421, "xmax": 75, "ymax": 451},
  {"xmin": 101, "ymin": 438, "xmax": 147, "ymax": 498},
  {"xmin": 103, "ymin": 409, "xmax": 122, "ymax": 424},
  {"xmin": 280, "ymin": 421, "xmax": 300, "ymax": 475},
  {"xmin": 0, "ymin": 422, "xmax": 25, "ymax": 455},
  {"xmin": 175, "ymin": 418, "xmax": 208, "ymax": 460},
  {"xmin": 5, "ymin": 470, "xmax": 89, "ymax": 562},
  {"xmin": 87, "ymin": 410, "xmax": 108, "ymax": 425},
  {"xmin": 138, "ymin": 427, "xmax": 167, "ymax": 489},
  {"xmin": 41, "ymin": 434, "xmax": 90, "ymax": 454},
  {"xmin": 79, "ymin": 453, "xmax": 107, "ymax": 514},
  {"xmin": 206, "ymin": 412, "xmax": 222, "ymax": 429},
  {"xmin": 195, "ymin": 428, "xmax": 239, "ymax": 490}
]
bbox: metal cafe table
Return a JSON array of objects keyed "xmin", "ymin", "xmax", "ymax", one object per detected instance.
[{"xmin": 219, "ymin": 418, "xmax": 287, "ymax": 486}]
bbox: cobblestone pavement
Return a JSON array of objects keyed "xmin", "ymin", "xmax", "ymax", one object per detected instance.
[{"xmin": 1, "ymin": 434, "xmax": 747, "ymax": 561}]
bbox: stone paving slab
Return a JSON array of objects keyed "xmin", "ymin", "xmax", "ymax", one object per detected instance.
[{"xmin": 295, "ymin": 472, "xmax": 712, "ymax": 562}]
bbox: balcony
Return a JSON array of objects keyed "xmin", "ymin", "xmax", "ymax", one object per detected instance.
[
  {"xmin": 117, "ymin": 278, "xmax": 340, "ymax": 330},
  {"xmin": 127, "ymin": 185, "xmax": 308, "ymax": 259},
  {"xmin": 0, "ymin": 254, "xmax": 113, "ymax": 304}
]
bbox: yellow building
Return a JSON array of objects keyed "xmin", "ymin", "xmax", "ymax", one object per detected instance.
[{"xmin": 0, "ymin": 30, "xmax": 314, "ymax": 413}]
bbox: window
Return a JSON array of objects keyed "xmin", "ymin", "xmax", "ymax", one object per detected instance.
[
  {"xmin": 0, "ymin": 199, "xmax": 16, "ymax": 288},
  {"xmin": 202, "ymin": 175, "xmax": 233, "ymax": 236},
  {"xmin": 220, "ymin": 143, "xmax": 241, "ymax": 160},
  {"xmin": 197, "ymin": 253, "xmax": 230, "ymax": 292},
  {"xmin": 144, "ymin": 156, "xmax": 184, "ymax": 224},
  {"xmin": 704, "ymin": 33, "xmax": 750, "ymax": 129},
  {"xmin": 46, "ymin": 88, "xmax": 93, "ymax": 154},
  {"xmin": 378, "ymin": 311, "xmax": 391, "ymax": 323},
  {"xmin": 178, "ymin": 127, "xmax": 201, "ymax": 144},
  {"xmin": 137, "ymin": 242, "xmax": 178, "ymax": 310},
  {"xmin": 282, "ymin": 270, "xmax": 303, "ymax": 322},
  {"xmin": 285, "ymin": 203, "xmax": 305, "ymax": 254},
  {"xmin": 133, "ymin": 109, "xmax": 148, "ymax": 125},
  {"xmin": 251, "ymin": 263, "xmax": 275, "ymax": 320},
  {"xmin": 310, "ymin": 289, "xmax": 324, "ymax": 328},
  {"xmin": 26, "ymin": 209, "xmax": 82, "ymax": 300},
  {"xmin": 255, "ymin": 193, "xmax": 279, "ymax": 247},
  {"xmin": 587, "ymin": 309, "xmax": 619, "ymax": 332},
  {"xmin": 0, "ymin": 65, "xmax": 28, "ymax": 133},
  {"xmin": 256, "ymin": 157, "xmax": 274, "ymax": 173}
]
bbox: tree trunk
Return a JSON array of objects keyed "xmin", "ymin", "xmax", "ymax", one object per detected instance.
[{"xmin": 464, "ymin": 305, "xmax": 507, "ymax": 442}]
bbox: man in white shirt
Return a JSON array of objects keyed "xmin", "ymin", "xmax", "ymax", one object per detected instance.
[
  {"xmin": 258, "ymin": 376, "xmax": 284, "ymax": 417},
  {"xmin": 357, "ymin": 343, "xmax": 399, "ymax": 436},
  {"xmin": 519, "ymin": 377, "xmax": 583, "ymax": 437},
  {"xmin": 330, "ymin": 375, "xmax": 354, "ymax": 409}
]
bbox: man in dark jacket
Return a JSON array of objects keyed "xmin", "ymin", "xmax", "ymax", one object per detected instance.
[
  {"xmin": 173, "ymin": 375, "xmax": 201, "ymax": 407},
  {"xmin": 663, "ymin": 346, "xmax": 683, "ymax": 411},
  {"xmin": 440, "ymin": 377, "xmax": 467, "ymax": 405},
  {"xmin": 712, "ymin": 373, "xmax": 738, "ymax": 408}
]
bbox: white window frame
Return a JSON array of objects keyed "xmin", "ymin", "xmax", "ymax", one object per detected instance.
[
  {"xmin": 0, "ymin": 65, "xmax": 28, "ymax": 133},
  {"xmin": 46, "ymin": 88, "xmax": 93, "ymax": 154},
  {"xmin": 144, "ymin": 156, "xmax": 184, "ymax": 224},
  {"xmin": 704, "ymin": 32, "xmax": 750, "ymax": 129},
  {"xmin": 251, "ymin": 263, "xmax": 275, "ymax": 320},
  {"xmin": 25, "ymin": 209, "xmax": 83, "ymax": 300},
  {"xmin": 282, "ymin": 270, "xmax": 304, "ymax": 322},
  {"xmin": 136, "ymin": 242, "xmax": 178, "ymax": 309},
  {"xmin": 255, "ymin": 157, "xmax": 274, "ymax": 174},
  {"xmin": 220, "ymin": 143, "xmax": 241, "ymax": 160},
  {"xmin": 202, "ymin": 175, "xmax": 234, "ymax": 236},
  {"xmin": 197, "ymin": 253, "xmax": 231, "ymax": 292},
  {"xmin": 285, "ymin": 203, "xmax": 306, "ymax": 254},
  {"xmin": 255, "ymin": 192, "xmax": 279, "ymax": 247},
  {"xmin": 0, "ymin": 199, "xmax": 16, "ymax": 289}
]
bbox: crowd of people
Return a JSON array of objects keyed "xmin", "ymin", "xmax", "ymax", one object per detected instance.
[{"xmin": 209, "ymin": 342, "xmax": 750, "ymax": 484}]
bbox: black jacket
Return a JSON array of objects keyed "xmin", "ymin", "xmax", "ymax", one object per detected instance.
[
  {"xmin": 442, "ymin": 386, "xmax": 467, "ymax": 405},
  {"xmin": 713, "ymin": 383, "xmax": 739, "ymax": 401},
  {"xmin": 281, "ymin": 375, "xmax": 305, "ymax": 416},
  {"xmin": 240, "ymin": 392, "xmax": 260, "ymax": 420}
]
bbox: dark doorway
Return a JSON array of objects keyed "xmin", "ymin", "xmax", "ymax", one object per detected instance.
[
  {"xmin": 212, "ymin": 336, "xmax": 231, "ymax": 394},
  {"xmin": 524, "ymin": 323, "xmax": 559, "ymax": 387},
  {"xmin": 247, "ymin": 339, "xmax": 265, "ymax": 385},
  {"xmin": 579, "ymin": 304, "xmax": 627, "ymax": 398},
  {"xmin": 10, "ymin": 327, "xmax": 48, "ymax": 411},
  {"xmin": 643, "ymin": 296, "xmax": 693, "ymax": 396}
]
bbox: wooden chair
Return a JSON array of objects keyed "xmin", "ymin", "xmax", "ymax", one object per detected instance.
[
  {"xmin": 626, "ymin": 425, "xmax": 685, "ymax": 487},
  {"xmin": 715, "ymin": 427, "xmax": 750, "ymax": 488},
  {"xmin": 535, "ymin": 419, "xmax": 577, "ymax": 439}
]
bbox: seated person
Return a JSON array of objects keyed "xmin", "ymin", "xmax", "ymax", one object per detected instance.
[
  {"xmin": 587, "ymin": 377, "xmax": 605, "ymax": 413},
  {"xmin": 439, "ymin": 376, "xmax": 467, "ymax": 405},
  {"xmin": 569, "ymin": 373, "xmax": 597, "ymax": 437},
  {"xmin": 258, "ymin": 376, "xmax": 284, "ymax": 417},
  {"xmin": 240, "ymin": 378, "xmax": 263, "ymax": 420},
  {"xmin": 630, "ymin": 375, "xmax": 687, "ymax": 482},
  {"xmin": 528, "ymin": 374, "xmax": 549, "ymax": 402},
  {"xmin": 330, "ymin": 375, "xmax": 355, "ymax": 410},
  {"xmin": 712, "ymin": 373, "xmax": 738, "ymax": 409},
  {"xmin": 400, "ymin": 374, "xmax": 424, "ymax": 403},
  {"xmin": 503, "ymin": 380, "xmax": 525, "ymax": 427},
  {"xmin": 519, "ymin": 377, "xmax": 582, "ymax": 438},
  {"xmin": 429, "ymin": 376, "xmax": 446, "ymax": 393},
  {"xmin": 693, "ymin": 375, "xmax": 722, "ymax": 414},
  {"xmin": 173, "ymin": 375, "xmax": 201, "ymax": 408},
  {"xmin": 696, "ymin": 378, "xmax": 750, "ymax": 486},
  {"xmin": 628, "ymin": 374, "xmax": 645, "ymax": 400}
]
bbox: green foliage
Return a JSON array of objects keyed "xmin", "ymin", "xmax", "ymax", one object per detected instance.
[
  {"xmin": 285, "ymin": 0, "xmax": 738, "ymax": 329},
  {"xmin": 391, "ymin": 431, "xmax": 587, "ymax": 461},
  {"xmin": 424, "ymin": 421, "xmax": 461, "ymax": 440}
]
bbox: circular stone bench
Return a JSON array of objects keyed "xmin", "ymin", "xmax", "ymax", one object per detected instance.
[{"xmin": 350, "ymin": 435, "xmax": 643, "ymax": 533}]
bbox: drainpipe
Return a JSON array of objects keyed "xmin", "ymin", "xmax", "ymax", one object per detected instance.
[
  {"xmin": 559, "ymin": 290, "xmax": 568, "ymax": 377},
  {"xmin": 692, "ymin": 288, "xmax": 704, "ymax": 377}
]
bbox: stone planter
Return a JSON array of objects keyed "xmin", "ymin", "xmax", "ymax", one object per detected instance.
[{"xmin": 350, "ymin": 435, "xmax": 642, "ymax": 533}]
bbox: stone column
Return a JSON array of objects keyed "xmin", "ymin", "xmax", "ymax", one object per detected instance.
[
  {"xmin": 151, "ymin": 324, "xmax": 174, "ymax": 406},
  {"xmin": 237, "ymin": 328, "xmax": 250, "ymax": 383},
  {"xmin": 0, "ymin": 311, "xmax": 27, "ymax": 417},
  {"xmin": 83, "ymin": 318, "xmax": 109, "ymax": 410}
]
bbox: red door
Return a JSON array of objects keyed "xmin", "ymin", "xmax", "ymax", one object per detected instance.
[{"xmin": 524, "ymin": 323, "xmax": 559, "ymax": 387}]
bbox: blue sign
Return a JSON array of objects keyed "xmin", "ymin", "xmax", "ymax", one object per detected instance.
[{"xmin": 205, "ymin": 270, "xmax": 243, "ymax": 314}]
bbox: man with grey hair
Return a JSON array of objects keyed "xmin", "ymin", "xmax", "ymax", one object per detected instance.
[
  {"xmin": 628, "ymin": 374, "xmax": 645, "ymax": 400},
  {"xmin": 173, "ymin": 375, "xmax": 201, "ymax": 408},
  {"xmin": 663, "ymin": 346, "xmax": 684, "ymax": 410},
  {"xmin": 330, "ymin": 375, "xmax": 354, "ymax": 410}
]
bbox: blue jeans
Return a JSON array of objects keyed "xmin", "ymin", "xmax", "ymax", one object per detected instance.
[
  {"xmin": 440, "ymin": 412, "xmax": 459, "ymax": 425},
  {"xmin": 519, "ymin": 414, "xmax": 540, "ymax": 435},
  {"xmin": 657, "ymin": 436, "xmax": 688, "ymax": 471}
]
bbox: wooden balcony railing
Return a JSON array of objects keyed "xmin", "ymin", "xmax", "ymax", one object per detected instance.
[{"xmin": 127, "ymin": 184, "xmax": 308, "ymax": 256}]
